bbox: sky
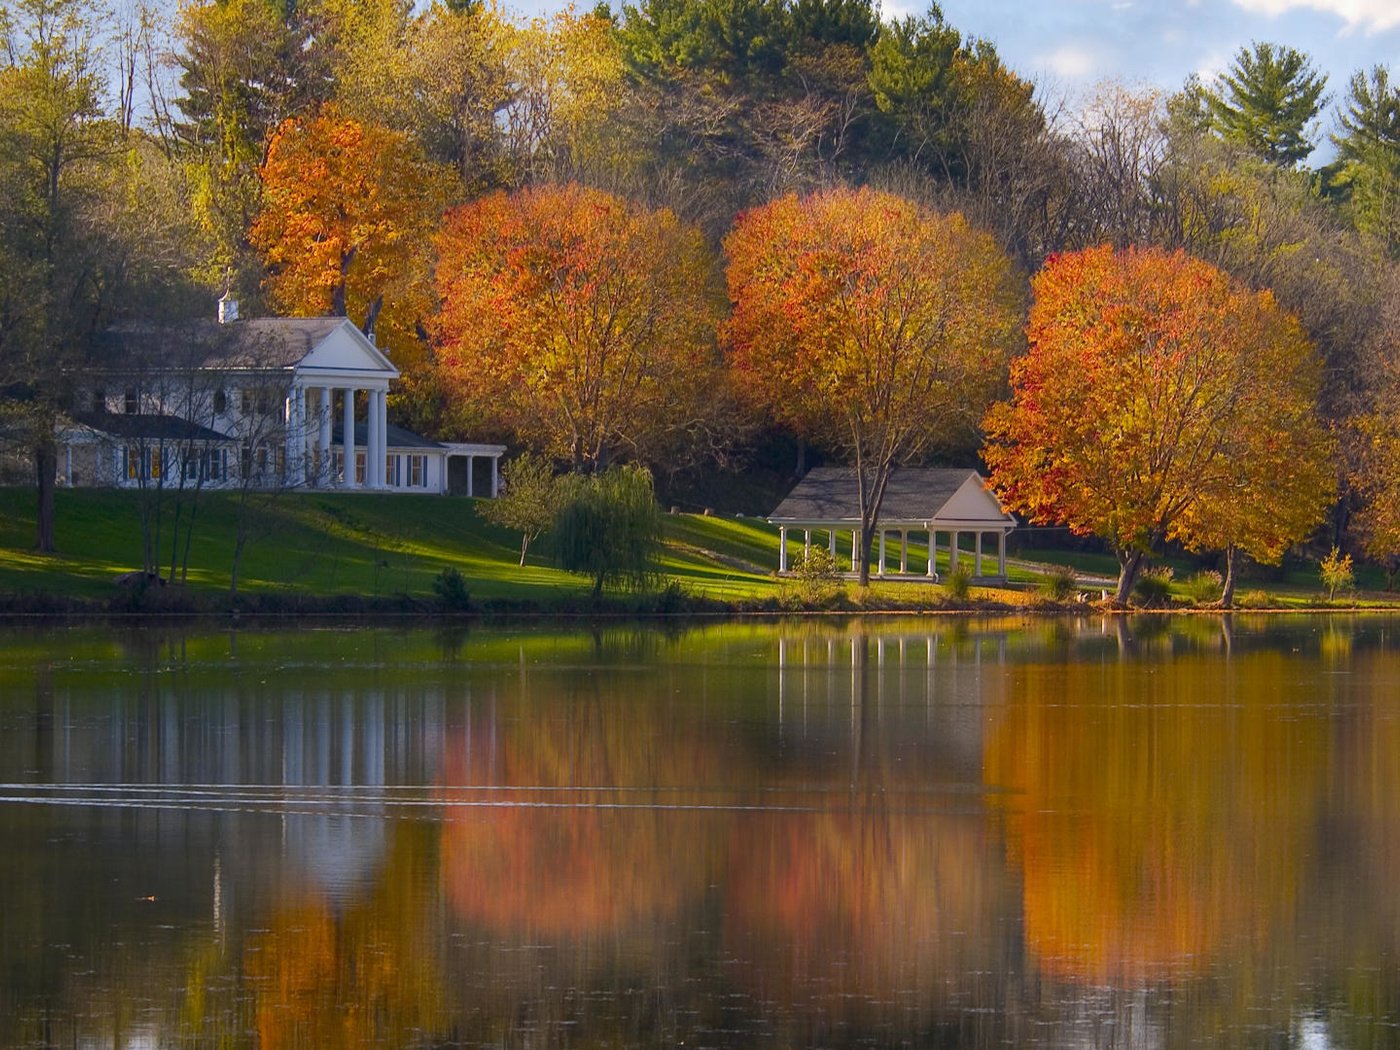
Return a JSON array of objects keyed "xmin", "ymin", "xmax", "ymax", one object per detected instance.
[{"xmin": 502, "ymin": 0, "xmax": 1400, "ymax": 133}]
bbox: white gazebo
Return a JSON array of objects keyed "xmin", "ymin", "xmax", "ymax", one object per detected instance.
[{"xmin": 767, "ymin": 467, "xmax": 1016, "ymax": 582}]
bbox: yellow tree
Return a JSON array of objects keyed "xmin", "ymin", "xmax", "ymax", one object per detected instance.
[
  {"xmin": 432, "ymin": 183, "xmax": 724, "ymax": 471},
  {"xmin": 250, "ymin": 106, "xmax": 453, "ymax": 370},
  {"xmin": 724, "ymin": 186, "xmax": 1022, "ymax": 585},
  {"xmin": 984, "ymin": 245, "xmax": 1334, "ymax": 605},
  {"xmin": 1350, "ymin": 350, "xmax": 1400, "ymax": 588}
]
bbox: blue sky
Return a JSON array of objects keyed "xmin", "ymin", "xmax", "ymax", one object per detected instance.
[{"xmin": 503, "ymin": 0, "xmax": 1400, "ymax": 136}]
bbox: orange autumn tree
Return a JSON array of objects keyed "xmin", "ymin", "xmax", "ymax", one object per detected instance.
[
  {"xmin": 724, "ymin": 187, "xmax": 1022, "ymax": 585},
  {"xmin": 983, "ymin": 245, "xmax": 1334, "ymax": 605},
  {"xmin": 251, "ymin": 106, "xmax": 453, "ymax": 370},
  {"xmin": 432, "ymin": 183, "xmax": 724, "ymax": 471}
]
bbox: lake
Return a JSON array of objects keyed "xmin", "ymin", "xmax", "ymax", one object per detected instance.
[{"xmin": 1, "ymin": 615, "xmax": 1398, "ymax": 1048}]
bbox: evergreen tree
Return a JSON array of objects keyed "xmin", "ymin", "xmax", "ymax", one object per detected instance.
[
  {"xmin": 1331, "ymin": 66, "xmax": 1400, "ymax": 254},
  {"xmin": 1204, "ymin": 41, "xmax": 1327, "ymax": 167}
]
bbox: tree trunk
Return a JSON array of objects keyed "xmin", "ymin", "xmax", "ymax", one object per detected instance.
[
  {"xmin": 34, "ymin": 439, "xmax": 56, "ymax": 553},
  {"xmin": 1219, "ymin": 546, "xmax": 1238, "ymax": 609},
  {"xmin": 1114, "ymin": 548, "xmax": 1146, "ymax": 606},
  {"xmin": 519, "ymin": 534, "xmax": 530, "ymax": 567},
  {"xmin": 857, "ymin": 520, "xmax": 873, "ymax": 587}
]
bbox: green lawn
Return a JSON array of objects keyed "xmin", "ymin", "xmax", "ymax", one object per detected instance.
[
  {"xmin": 0, "ymin": 487, "xmax": 1391, "ymax": 610},
  {"xmin": 0, "ymin": 487, "xmax": 782, "ymax": 604}
]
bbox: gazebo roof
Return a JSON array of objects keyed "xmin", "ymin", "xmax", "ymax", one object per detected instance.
[{"xmin": 768, "ymin": 467, "xmax": 1015, "ymax": 528}]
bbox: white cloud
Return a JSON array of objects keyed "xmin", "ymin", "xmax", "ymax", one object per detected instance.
[
  {"xmin": 1230, "ymin": 0, "xmax": 1400, "ymax": 32},
  {"xmin": 1037, "ymin": 44, "xmax": 1101, "ymax": 80}
]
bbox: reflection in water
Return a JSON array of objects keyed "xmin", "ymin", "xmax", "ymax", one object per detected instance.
[{"xmin": 0, "ymin": 617, "xmax": 1399, "ymax": 1046}]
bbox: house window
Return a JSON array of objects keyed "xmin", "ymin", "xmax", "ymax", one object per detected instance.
[
  {"xmin": 124, "ymin": 389, "xmax": 138, "ymax": 415},
  {"xmin": 213, "ymin": 389, "xmax": 228, "ymax": 416},
  {"xmin": 409, "ymin": 455, "xmax": 426, "ymax": 488},
  {"xmin": 355, "ymin": 451, "xmax": 366, "ymax": 484},
  {"xmin": 184, "ymin": 448, "xmax": 225, "ymax": 481},
  {"xmin": 386, "ymin": 454, "xmax": 400, "ymax": 487},
  {"xmin": 93, "ymin": 388, "xmax": 106, "ymax": 413}
]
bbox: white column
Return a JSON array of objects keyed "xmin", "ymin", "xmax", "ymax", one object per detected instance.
[
  {"xmin": 877, "ymin": 531, "xmax": 886, "ymax": 576},
  {"xmin": 804, "ymin": 529, "xmax": 812, "ymax": 557},
  {"xmin": 899, "ymin": 531, "xmax": 909, "ymax": 574},
  {"xmin": 374, "ymin": 389, "xmax": 388, "ymax": 488},
  {"xmin": 64, "ymin": 445, "xmax": 72, "ymax": 486},
  {"xmin": 927, "ymin": 529, "xmax": 937, "ymax": 578},
  {"xmin": 828, "ymin": 530, "xmax": 836, "ymax": 558},
  {"xmin": 367, "ymin": 388, "xmax": 382, "ymax": 489},
  {"xmin": 490, "ymin": 456, "xmax": 498, "ymax": 497},
  {"xmin": 318, "ymin": 387, "xmax": 332, "ymax": 487},
  {"xmin": 465, "ymin": 455, "xmax": 474, "ymax": 497},
  {"xmin": 998, "ymin": 531, "xmax": 1008, "ymax": 578},
  {"xmin": 294, "ymin": 386, "xmax": 307, "ymax": 483},
  {"xmin": 342, "ymin": 387, "xmax": 357, "ymax": 488},
  {"xmin": 852, "ymin": 530, "xmax": 859, "ymax": 572},
  {"xmin": 950, "ymin": 531, "xmax": 959, "ymax": 573},
  {"xmin": 975, "ymin": 531, "xmax": 984, "ymax": 577},
  {"xmin": 779, "ymin": 527, "xmax": 788, "ymax": 572}
]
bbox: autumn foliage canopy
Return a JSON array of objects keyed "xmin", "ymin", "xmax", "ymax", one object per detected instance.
[
  {"xmin": 983, "ymin": 245, "xmax": 1334, "ymax": 601},
  {"xmin": 432, "ymin": 183, "xmax": 724, "ymax": 471}
]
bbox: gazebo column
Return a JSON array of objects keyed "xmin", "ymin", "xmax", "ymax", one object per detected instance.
[
  {"xmin": 975, "ymin": 531, "xmax": 984, "ymax": 577},
  {"xmin": 877, "ymin": 531, "xmax": 886, "ymax": 577},
  {"xmin": 927, "ymin": 529, "xmax": 937, "ymax": 578},
  {"xmin": 828, "ymin": 530, "xmax": 836, "ymax": 558},
  {"xmin": 342, "ymin": 387, "xmax": 357, "ymax": 488},
  {"xmin": 949, "ymin": 531, "xmax": 960, "ymax": 574},
  {"xmin": 899, "ymin": 531, "xmax": 909, "ymax": 574},
  {"xmin": 998, "ymin": 530, "xmax": 1008, "ymax": 578},
  {"xmin": 804, "ymin": 529, "xmax": 812, "ymax": 558},
  {"xmin": 851, "ymin": 530, "xmax": 859, "ymax": 572},
  {"xmin": 490, "ymin": 455, "xmax": 499, "ymax": 497},
  {"xmin": 779, "ymin": 527, "xmax": 788, "ymax": 572}
]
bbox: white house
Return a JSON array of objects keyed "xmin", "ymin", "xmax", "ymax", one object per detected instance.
[
  {"xmin": 60, "ymin": 306, "xmax": 504, "ymax": 496},
  {"xmin": 768, "ymin": 467, "xmax": 1017, "ymax": 582}
]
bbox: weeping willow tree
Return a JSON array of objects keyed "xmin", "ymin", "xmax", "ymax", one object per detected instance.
[{"xmin": 553, "ymin": 465, "xmax": 663, "ymax": 598}]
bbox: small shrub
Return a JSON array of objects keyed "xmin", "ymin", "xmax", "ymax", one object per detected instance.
[
  {"xmin": 1182, "ymin": 569, "xmax": 1223, "ymax": 605},
  {"xmin": 432, "ymin": 567, "xmax": 471, "ymax": 610},
  {"xmin": 944, "ymin": 564, "xmax": 973, "ymax": 601},
  {"xmin": 787, "ymin": 547, "xmax": 844, "ymax": 606},
  {"xmin": 1237, "ymin": 589, "xmax": 1272, "ymax": 609},
  {"xmin": 1319, "ymin": 547, "xmax": 1355, "ymax": 601},
  {"xmin": 1036, "ymin": 564, "xmax": 1079, "ymax": 602},
  {"xmin": 1132, "ymin": 566, "xmax": 1174, "ymax": 607}
]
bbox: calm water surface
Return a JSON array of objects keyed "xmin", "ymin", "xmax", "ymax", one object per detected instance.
[{"xmin": 1, "ymin": 615, "xmax": 1398, "ymax": 1048}]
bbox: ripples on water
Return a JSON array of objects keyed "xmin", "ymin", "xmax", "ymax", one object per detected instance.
[{"xmin": 0, "ymin": 615, "xmax": 1398, "ymax": 1048}]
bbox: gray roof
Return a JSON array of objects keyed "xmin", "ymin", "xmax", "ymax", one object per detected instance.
[
  {"xmin": 73, "ymin": 412, "xmax": 231, "ymax": 444},
  {"xmin": 333, "ymin": 421, "xmax": 445, "ymax": 450},
  {"xmin": 96, "ymin": 317, "xmax": 349, "ymax": 371},
  {"xmin": 769, "ymin": 467, "xmax": 1009, "ymax": 525}
]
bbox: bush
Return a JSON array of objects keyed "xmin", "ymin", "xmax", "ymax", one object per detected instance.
[
  {"xmin": 432, "ymin": 567, "xmax": 471, "ymax": 610},
  {"xmin": 1132, "ymin": 566, "xmax": 1174, "ymax": 607},
  {"xmin": 787, "ymin": 546, "xmax": 845, "ymax": 606},
  {"xmin": 1237, "ymin": 589, "xmax": 1272, "ymax": 609},
  {"xmin": 1182, "ymin": 570, "xmax": 1223, "ymax": 605},
  {"xmin": 1036, "ymin": 564, "xmax": 1079, "ymax": 601},
  {"xmin": 1319, "ymin": 547, "xmax": 1355, "ymax": 601},
  {"xmin": 944, "ymin": 564, "xmax": 973, "ymax": 600}
]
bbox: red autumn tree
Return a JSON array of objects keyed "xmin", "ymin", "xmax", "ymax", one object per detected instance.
[
  {"xmin": 432, "ymin": 183, "xmax": 725, "ymax": 472},
  {"xmin": 983, "ymin": 245, "xmax": 1334, "ymax": 605},
  {"xmin": 724, "ymin": 187, "xmax": 1022, "ymax": 585},
  {"xmin": 251, "ymin": 106, "xmax": 452, "ymax": 370}
]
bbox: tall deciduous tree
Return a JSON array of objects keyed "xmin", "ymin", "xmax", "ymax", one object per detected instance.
[
  {"xmin": 0, "ymin": 0, "xmax": 115, "ymax": 551},
  {"xmin": 433, "ymin": 183, "xmax": 725, "ymax": 472},
  {"xmin": 725, "ymin": 186, "xmax": 1021, "ymax": 585},
  {"xmin": 250, "ymin": 106, "xmax": 452, "ymax": 369},
  {"xmin": 1204, "ymin": 42, "xmax": 1327, "ymax": 167},
  {"xmin": 983, "ymin": 245, "xmax": 1334, "ymax": 605}
]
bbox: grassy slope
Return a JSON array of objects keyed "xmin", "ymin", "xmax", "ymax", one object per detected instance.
[
  {"xmin": 0, "ymin": 488, "xmax": 784, "ymax": 602},
  {"xmin": 0, "ymin": 487, "xmax": 1386, "ymax": 608}
]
